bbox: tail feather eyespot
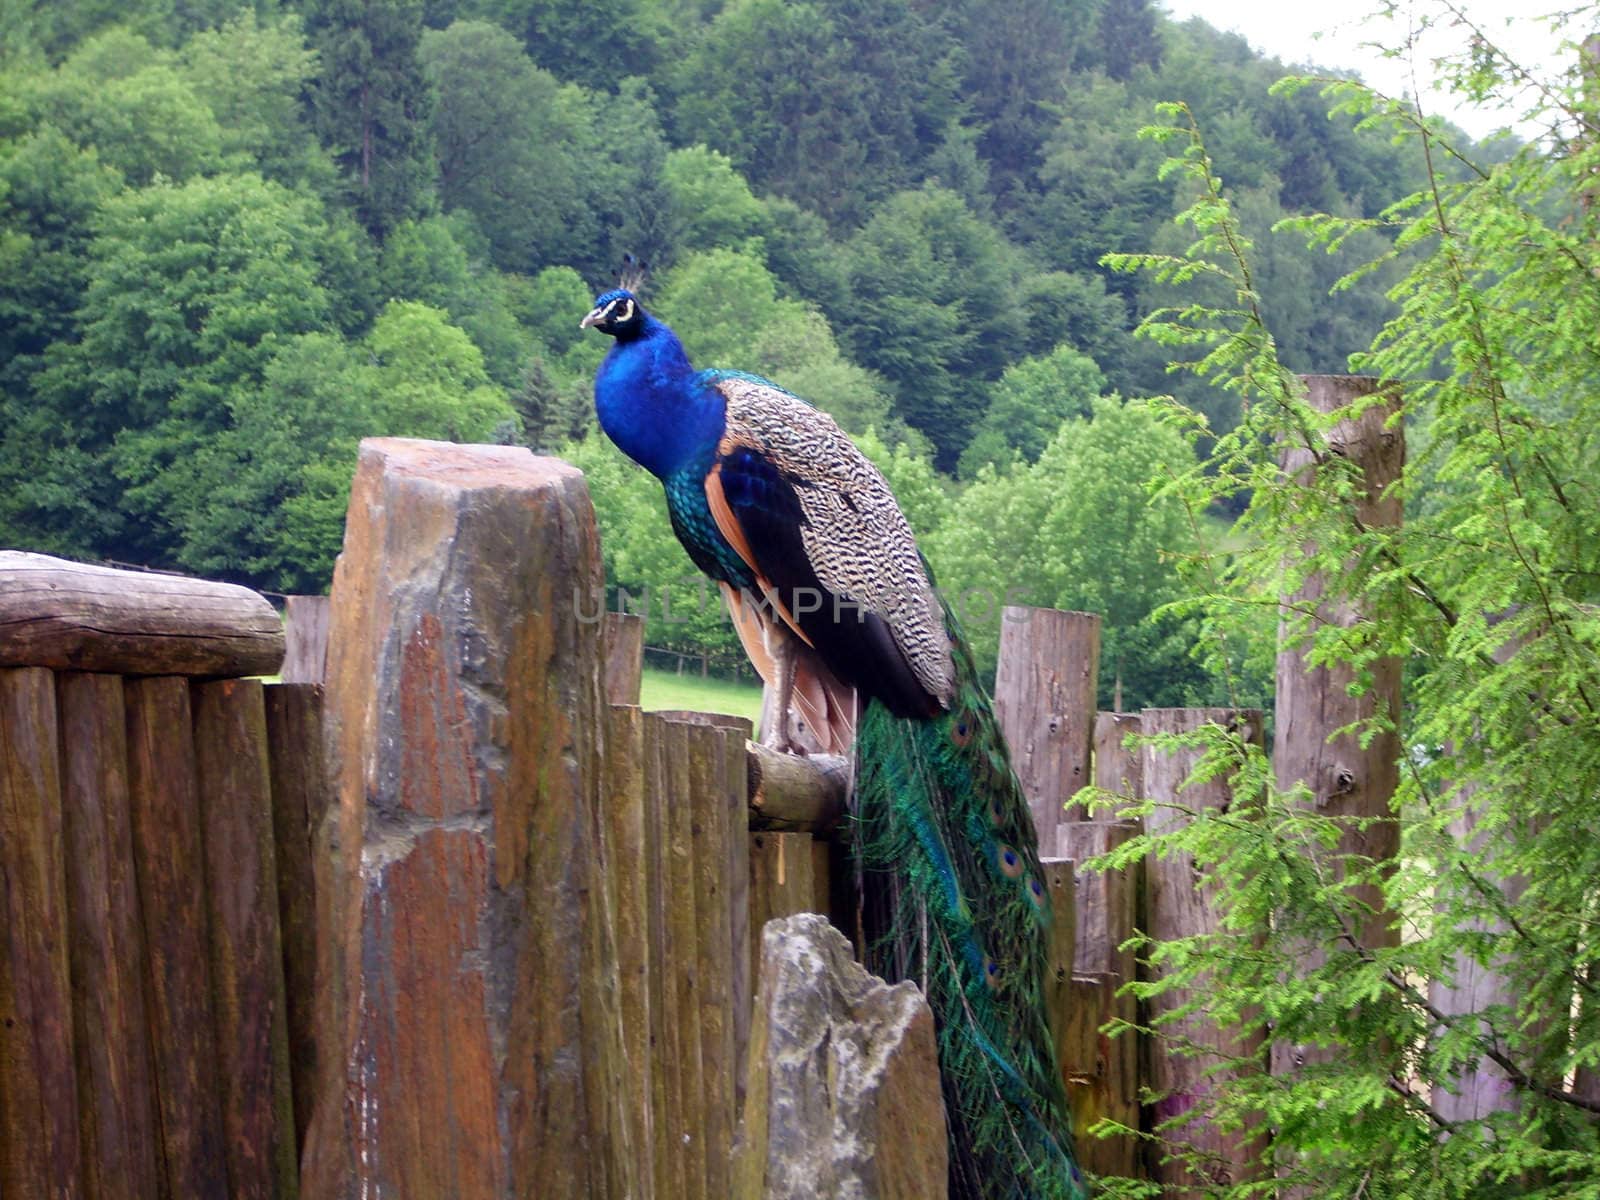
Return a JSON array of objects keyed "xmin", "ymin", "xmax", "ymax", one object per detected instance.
[{"xmin": 996, "ymin": 843, "xmax": 1025, "ymax": 879}]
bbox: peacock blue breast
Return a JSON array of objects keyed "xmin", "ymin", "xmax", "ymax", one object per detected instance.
[{"xmin": 662, "ymin": 460, "xmax": 759, "ymax": 591}]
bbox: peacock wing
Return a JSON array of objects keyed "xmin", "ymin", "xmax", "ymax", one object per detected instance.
[{"xmin": 699, "ymin": 372, "xmax": 955, "ymax": 718}]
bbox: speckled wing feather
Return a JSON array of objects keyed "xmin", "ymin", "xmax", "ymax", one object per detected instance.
[{"xmin": 702, "ymin": 371, "xmax": 956, "ymax": 714}]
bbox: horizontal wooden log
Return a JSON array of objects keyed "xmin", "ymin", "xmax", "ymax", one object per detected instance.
[
  {"xmin": 0, "ymin": 552, "xmax": 283, "ymax": 677},
  {"xmin": 747, "ymin": 744, "xmax": 849, "ymax": 832}
]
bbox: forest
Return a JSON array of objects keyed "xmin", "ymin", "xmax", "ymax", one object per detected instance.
[{"xmin": 0, "ymin": 0, "xmax": 1470, "ymax": 712}]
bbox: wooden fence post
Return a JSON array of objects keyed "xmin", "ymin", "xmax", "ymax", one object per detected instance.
[
  {"xmin": 993, "ymin": 606, "xmax": 1101, "ymax": 857},
  {"xmin": 281, "ymin": 595, "xmax": 331, "ymax": 685},
  {"xmin": 604, "ymin": 611, "xmax": 645, "ymax": 705},
  {"xmin": 263, "ymin": 683, "xmax": 333, "ymax": 1154},
  {"xmin": 1043, "ymin": 714, "xmax": 1143, "ymax": 1181},
  {"xmin": 0, "ymin": 667, "xmax": 82, "ymax": 1199},
  {"xmin": 1272, "ymin": 375, "xmax": 1403, "ymax": 1081},
  {"xmin": 57, "ymin": 672, "xmax": 163, "ymax": 1200},
  {"xmin": 305, "ymin": 437, "xmax": 636, "ymax": 1198},
  {"xmin": 1142, "ymin": 707, "xmax": 1266, "ymax": 1195},
  {"xmin": 191, "ymin": 678, "xmax": 298, "ymax": 1198}
]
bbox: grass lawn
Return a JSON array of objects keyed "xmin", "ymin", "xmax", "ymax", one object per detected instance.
[{"xmin": 639, "ymin": 665, "xmax": 764, "ymax": 725}]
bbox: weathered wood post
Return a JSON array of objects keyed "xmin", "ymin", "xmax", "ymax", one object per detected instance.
[
  {"xmin": 0, "ymin": 552, "xmax": 291, "ymax": 1199},
  {"xmin": 1051, "ymin": 711, "xmax": 1144, "ymax": 1180},
  {"xmin": 303, "ymin": 438, "xmax": 638, "ymax": 1198},
  {"xmin": 1141, "ymin": 707, "xmax": 1266, "ymax": 1195},
  {"xmin": 281, "ymin": 595, "xmax": 331, "ymax": 685},
  {"xmin": 57, "ymin": 672, "xmax": 164, "ymax": 1200},
  {"xmin": 993, "ymin": 606, "xmax": 1101, "ymax": 859},
  {"xmin": 603, "ymin": 611, "xmax": 645, "ymax": 705},
  {"xmin": 0, "ymin": 666, "xmax": 83, "ymax": 1199},
  {"xmin": 1272, "ymin": 375, "xmax": 1403, "ymax": 1078}
]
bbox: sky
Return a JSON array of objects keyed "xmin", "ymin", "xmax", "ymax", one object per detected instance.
[{"xmin": 1156, "ymin": 0, "xmax": 1592, "ymax": 139}]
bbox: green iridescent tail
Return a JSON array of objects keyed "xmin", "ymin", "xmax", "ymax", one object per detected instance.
[{"xmin": 851, "ymin": 600, "xmax": 1087, "ymax": 1200}]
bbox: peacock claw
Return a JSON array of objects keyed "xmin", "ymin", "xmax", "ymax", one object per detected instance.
[{"xmin": 759, "ymin": 720, "xmax": 807, "ymax": 756}]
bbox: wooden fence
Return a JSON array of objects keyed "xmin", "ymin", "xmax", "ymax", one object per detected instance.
[{"xmin": 0, "ymin": 376, "xmax": 1426, "ymax": 1198}]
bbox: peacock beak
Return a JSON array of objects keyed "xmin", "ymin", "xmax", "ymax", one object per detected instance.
[{"xmin": 579, "ymin": 305, "xmax": 606, "ymax": 330}]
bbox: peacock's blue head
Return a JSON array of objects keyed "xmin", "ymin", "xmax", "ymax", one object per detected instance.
[{"xmin": 580, "ymin": 289, "xmax": 647, "ymax": 340}]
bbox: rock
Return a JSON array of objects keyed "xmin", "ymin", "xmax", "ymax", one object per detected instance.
[{"xmin": 734, "ymin": 913, "xmax": 948, "ymax": 1200}]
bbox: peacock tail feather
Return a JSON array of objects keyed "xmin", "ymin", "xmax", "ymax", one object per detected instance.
[{"xmin": 852, "ymin": 595, "xmax": 1088, "ymax": 1200}]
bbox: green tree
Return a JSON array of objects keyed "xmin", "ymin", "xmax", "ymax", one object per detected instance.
[
  {"xmin": 1094, "ymin": 28, "xmax": 1600, "ymax": 1188},
  {"xmin": 478, "ymin": 0, "xmax": 666, "ymax": 92},
  {"xmin": 180, "ymin": 12, "xmax": 334, "ymax": 191},
  {"xmin": 20, "ymin": 171, "xmax": 341, "ymax": 568},
  {"xmin": 420, "ymin": 19, "xmax": 591, "ymax": 272},
  {"xmin": 946, "ymin": 0, "xmax": 1094, "ymax": 199},
  {"xmin": 929, "ymin": 397, "xmax": 1197, "ymax": 699},
  {"xmin": 661, "ymin": 144, "xmax": 764, "ymax": 256},
  {"xmin": 306, "ymin": 0, "xmax": 436, "ymax": 239},
  {"xmin": 15, "ymin": 29, "xmax": 223, "ymax": 185},
  {"xmin": 839, "ymin": 186, "xmax": 1026, "ymax": 469},
  {"xmin": 1095, "ymin": 0, "xmax": 1163, "ymax": 81},
  {"xmin": 670, "ymin": 0, "xmax": 963, "ymax": 225},
  {"xmin": 957, "ymin": 344, "xmax": 1107, "ymax": 478},
  {"xmin": 0, "ymin": 126, "xmax": 121, "ymax": 395},
  {"xmin": 378, "ymin": 214, "xmax": 529, "ymax": 386},
  {"xmin": 361, "ymin": 298, "xmax": 514, "ymax": 438}
]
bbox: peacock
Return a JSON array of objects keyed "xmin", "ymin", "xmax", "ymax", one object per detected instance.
[{"xmin": 582, "ymin": 284, "xmax": 1087, "ymax": 1200}]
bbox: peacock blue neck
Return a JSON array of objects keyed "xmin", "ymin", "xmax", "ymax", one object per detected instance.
[{"xmin": 593, "ymin": 316, "xmax": 724, "ymax": 479}]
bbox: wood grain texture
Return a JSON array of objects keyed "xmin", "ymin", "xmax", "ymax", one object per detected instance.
[
  {"xmin": 1273, "ymin": 375, "xmax": 1403, "ymax": 1086},
  {"xmin": 1142, "ymin": 707, "xmax": 1266, "ymax": 1195},
  {"xmin": 748, "ymin": 832, "xmax": 823, "ymax": 995},
  {"xmin": 57, "ymin": 673, "xmax": 163, "ymax": 1200},
  {"xmin": 280, "ymin": 596, "xmax": 330, "ymax": 686},
  {"xmin": 262, "ymin": 683, "xmax": 330, "ymax": 1155},
  {"xmin": 0, "ymin": 552, "xmax": 283, "ymax": 677},
  {"xmin": 0, "ymin": 668, "xmax": 82, "ymax": 1200},
  {"xmin": 1092, "ymin": 712, "xmax": 1143, "ymax": 798},
  {"xmin": 603, "ymin": 611, "xmax": 645, "ymax": 705},
  {"xmin": 664, "ymin": 718, "xmax": 709, "ymax": 1200},
  {"xmin": 125, "ymin": 676, "xmax": 229, "ymax": 1198},
  {"xmin": 603, "ymin": 704, "xmax": 657, "ymax": 1198},
  {"xmin": 1039, "ymin": 856, "xmax": 1077, "ymax": 1144},
  {"xmin": 192, "ymin": 679, "xmax": 298, "ymax": 1198},
  {"xmin": 993, "ymin": 607, "xmax": 1101, "ymax": 856},
  {"xmin": 1057, "ymin": 822, "xmax": 1141, "ymax": 1179},
  {"xmin": 746, "ymin": 744, "xmax": 848, "ymax": 832},
  {"xmin": 642, "ymin": 713, "xmax": 685, "ymax": 1200}
]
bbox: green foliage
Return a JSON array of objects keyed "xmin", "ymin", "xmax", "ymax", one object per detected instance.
[
  {"xmin": 306, "ymin": 0, "xmax": 437, "ymax": 239},
  {"xmin": 958, "ymin": 344, "xmax": 1108, "ymax": 478},
  {"xmin": 181, "ymin": 12, "xmax": 333, "ymax": 191},
  {"xmin": 661, "ymin": 144, "xmax": 764, "ymax": 256},
  {"xmin": 669, "ymin": 0, "xmax": 962, "ymax": 225},
  {"xmin": 0, "ymin": 0, "xmax": 1488, "ymax": 690},
  {"xmin": 479, "ymin": 0, "xmax": 666, "ymax": 92},
  {"xmin": 929, "ymin": 397, "xmax": 1200, "ymax": 706},
  {"xmin": 1092, "ymin": 25, "xmax": 1600, "ymax": 1190},
  {"xmin": 839, "ymin": 185, "xmax": 1027, "ymax": 469},
  {"xmin": 13, "ymin": 30, "xmax": 224, "ymax": 184},
  {"xmin": 421, "ymin": 20, "xmax": 595, "ymax": 273}
]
